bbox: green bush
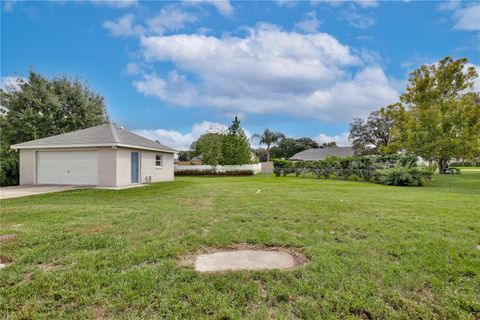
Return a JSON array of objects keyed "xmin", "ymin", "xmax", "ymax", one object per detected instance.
[
  {"xmin": 272, "ymin": 155, "xmax": 433, "ymax": 186},
  {"xmin": 374, "ymin": 167, "xmax": 434, "ymax": 186},
  {"xmin": 348, "ymin": 174, "xmax": 361, "ymax": 181},
  {"xmin": 445, "ymin": 167, "xmax": 461, "ymax": 175},
  {"xmin": 175, "ymin": 169, "xmax": 254, "ymax": 176},
  {"xmin": 450, "ymin": 161, "xmax": 479, "ymax": 167}
]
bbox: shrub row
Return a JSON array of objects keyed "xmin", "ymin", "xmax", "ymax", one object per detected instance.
[
  {"xmin": 449, "ymin": 161, "xmax": 479, "ymax": 167},
  {"xmin": 374, "ymin": 167, "xmax": 434, "ymax": 186},
  {"xmin": 273, "ymin": 155, "xmax": 434, "ymax": 186},
  {"xmin": 175, "ymin": 169, "xmax": 254, "ymax": 176}
]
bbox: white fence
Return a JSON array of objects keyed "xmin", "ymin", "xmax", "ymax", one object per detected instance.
[{"xmin": 175, "ymin": 163, "xmax": 262, "ymax": 174}]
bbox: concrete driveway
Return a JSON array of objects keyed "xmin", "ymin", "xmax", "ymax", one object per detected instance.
[{"xmin": 0, "ymin": 185, "xmax": 89, "ymax": 200}]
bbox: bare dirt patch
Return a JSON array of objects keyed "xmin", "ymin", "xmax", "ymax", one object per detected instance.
[
  {"xmin": 37, "ymin": 262, "xmax": 62, "ymax": 271},
  {"xmin": 82, "ymin": 224, "xmax": 113, "ymax": 235},
  {"xmin": 0, "ymin": 256, "xmax": 13, "ymax": 269},
  {"xmin": 0, "ymin": 234, "xmax": 16, "ymax": 244},
  {"xmin": 179, "ymin": 244, "xmax": 309, "ymax": 272},
  {"xmin": 37, "ymin": 261, "xmax": 74, "ymax": 272},
  {"xmin": 67, "ymin": 224, "xmax": 113, "ymax": 235},
  {"xmin": 176, "ymin": 196, "xmax": 214, "ymax": 210},
  {"xmin": 93, "ymin": 306, "xmax": 110, "ymax": 320}
]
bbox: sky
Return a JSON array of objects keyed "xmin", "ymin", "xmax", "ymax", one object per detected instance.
[{"xmin": 2, "ymin": 0, "xmax": 480, "ymax": 150}]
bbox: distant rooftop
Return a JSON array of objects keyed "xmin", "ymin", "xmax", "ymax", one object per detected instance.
[
  {"xmin": 290, "ymin": 147, "xmax": 354, "ymax": 161},
  {"xmin": 11, "ymin": 123, "xmax": 176, "ymax": 153}
]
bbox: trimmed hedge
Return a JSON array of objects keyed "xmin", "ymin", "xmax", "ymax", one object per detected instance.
[
  {"xmin": 175, "ymin": 169, "xmax": 254, "ymax": 176},
  {"xmin": 374, "ymin": 167, "xmax": 434, "ymax": 186},
  {"xmin": 273, "ymin": 155, "xmax": 434, "ymax": 186},
  {"xmin": 450, "ymin": 161, "xmax": 479, "ymax": 167}
]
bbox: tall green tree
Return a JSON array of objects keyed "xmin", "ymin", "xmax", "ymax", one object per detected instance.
[
  {"xmin": 0, "ymin": 70, "xmax": 109, "ymax": 185},
  {"xmin": 193, "ymin": 132, "xmax": 224, "ymax": 166},
  {"xmin": 349, "ymin": 106, "xmax": 398, "ymax": 156},
  {"xmin": 222, "ymin": 116, "xmax": 251, "ymax": 165},
  {"xmin": 271, "ymin": 137, "xmax": 318, "ymax": 159},
  {"xmin": 321, "ymin": 141, "xmax": 337, "ymax": 147},
  {"xmin": 252, "ymin": 129, "xmax": 285, "ymax": 161},
  {"xmin": 395, "ymin": 57, "xmax": 480, "ymax": 173}
]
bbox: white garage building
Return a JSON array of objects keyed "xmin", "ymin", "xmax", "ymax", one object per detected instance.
[{"xmin": 11, "ymin": 124, "xmax": 176, "ymax": 187}]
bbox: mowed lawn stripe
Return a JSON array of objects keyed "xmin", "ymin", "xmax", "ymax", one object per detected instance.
[{"xmin": 1, "ymin": 172, "xmax": 479, "ymax": 319}]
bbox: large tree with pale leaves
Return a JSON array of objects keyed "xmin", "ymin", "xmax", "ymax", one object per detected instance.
[{"xmin": 392, "ymin": 57, "xmax": 480, "ymax": 173}]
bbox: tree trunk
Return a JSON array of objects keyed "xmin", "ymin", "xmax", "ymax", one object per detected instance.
[
  {"xmin": 438, "ymin": 158, "xmax": 449, "ymax": 174},
  {"xmin": 266, "ymin": 146, "xmax": 271, "ymax": 162}
]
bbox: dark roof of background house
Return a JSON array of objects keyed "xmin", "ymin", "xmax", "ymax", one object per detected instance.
[
  {"xmin": 290, "ymin": 147, "xmax": 354, "ymax": 161},
  {"xmin": 11, "ymin": 124, "xmax": 176, "ymax": 152}
]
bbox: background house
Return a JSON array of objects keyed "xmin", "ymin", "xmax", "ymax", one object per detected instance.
[
  {"xmin": 11, "ymin": 124, "xmax": 176, "ymax": 187},
  {"xmin": 290, "ymin": 147, "xmax": 354, "ymax": 161}
]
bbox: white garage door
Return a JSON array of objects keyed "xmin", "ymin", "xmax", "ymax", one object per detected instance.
[{"xmin": 37, "ymin": 151, "xmax": 99, "ymax": 185}]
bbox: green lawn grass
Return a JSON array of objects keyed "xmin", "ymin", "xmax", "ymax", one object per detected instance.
[{"xmin": 1, "ymin": 171, "xmax": 479, "ymax": 319}]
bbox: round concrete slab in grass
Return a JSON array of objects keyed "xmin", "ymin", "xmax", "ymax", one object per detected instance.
[{"xmin": 194, "ymin": 249, "xmax": 304, "ymax": 272}]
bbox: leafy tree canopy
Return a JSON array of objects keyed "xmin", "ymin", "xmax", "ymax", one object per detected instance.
[
  {"xmin": 271, "ymin": 137, "xmax": 319, "ymax": 159},
  {"xmin": 252, "ymin": 129, "xmax": 285, "ymax": 161},
  {"xmin": 193, "ymin": 132, "xmax": 224, "ymax": 166},
  {"xmin": 0, "ymin": 70, "xmax": 109, "ymax": 186},
  {"xmin": 222, "ymin": 116, "xmax": 251, "ymax": 165},
  {"xmin": 393, "ymin": 56, "xmax": 480, "ymax": 172},
  {"xmin": 190, "ymin": 117, "xmax": 251, "ymax": 166},
  {"xmin": 321, "ymin": 141, "xmax": 337, "ymax": 147},
  {"xmin": 349, "ymin": 106, "xmax": 398, "ymax": 156}
]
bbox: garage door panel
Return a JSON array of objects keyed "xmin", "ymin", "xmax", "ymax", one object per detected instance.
[{"xmin": 37, "ymin": 151, "xmax": 98, "ymax": 185}]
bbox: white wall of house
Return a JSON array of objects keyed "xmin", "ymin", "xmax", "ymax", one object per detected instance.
[
  {"xmin": 17, "ymin": 147, "xmax": 174, "ymax": 187},
  {"xmin": 19, "ymin": 149, "xmax": 35, "ymax": 185},
  {"xmin": 140, "ymin": 150, "xmax": 174, "ymax": 184},
  {"xmin": 116, "ymin": 147, "xmax": 174, "ymax": 186},
  {"xmin": 98, "ymin": 148, "xmax": 117, "ymax": 186}
]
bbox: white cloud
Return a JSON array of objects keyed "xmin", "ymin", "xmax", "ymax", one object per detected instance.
[
  {"xmin": 469, "ymin": 63, "xmax": 480, "ymax": 92},
  {"xmin": 294, "ymin": 11, "xmax": 321, "ymax": 33},
  {"xmin": 103, "ymin": 7, "xmax": 198, "ymax": 37},
  {"xmin": 133, "ymin": 24, "xmax": 398, "ymax": 121},
  {"xmin": 315, "ymin": 1, "xmax": 377, "ymax": 29},
  {"xmin": 3, "ymin": 0, "xmax": 17, "ymax": 12},
  {"xmin": 183, "ymin": 0, "xmax": 234, "ymax": 16},
  {"xmin": 355, "ymin": 0, "xmax": 378, "ymax": 8},
  {"xmin": 103, "ymin": 14, "xmax": 144, "ymax": 37},
  {"xmin": 339, "ymin": 6, "xmax": 376, "ymax": 29},
  {"xmin": 90, "ymin": 0, "xmax": 138, "ymax": 8},
  {"xmin": 275, "ymin": 0, "xmax": 297, "ymax": 8},
  {"xmin": 124, "ymin": 62, "xmax": 143, "ymax": 76},
  {"xmin": 133, "ymin": 71, "xmax": 200, "ymax": 107},
  {"xmin": 452, "ymin": 3, "xmax": 480, "ymax": 31},
  {"xmin": 132, "ymin": 121, "xmax": 228, "ymax": 150},
  {"xmin": 0, "ymin": 76, "xmax": 25, "ymax": 91},
  {"xmin": 315, "ymin": 132, "xmax": 350, "ymax": 147},
  {"xmin": 147, "ymin": 7, "xmax": 198, "ymax": 35},
  {"xmin": 316, "ymin": 0, "xmax": 378, "ymax": 8},
  {"xmin": 439, "ymin": 1, "xmax": 480, "ymax": 31}
]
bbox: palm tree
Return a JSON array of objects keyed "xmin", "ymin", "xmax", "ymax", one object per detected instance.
[{"xmin": 252, "ymin": 129, "xmax": 285, "ymax": 161}]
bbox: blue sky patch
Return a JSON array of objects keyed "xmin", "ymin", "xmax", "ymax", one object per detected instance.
[{"xmin": 2, "ymin": 0, "xmax": 479, "ymax": 149}]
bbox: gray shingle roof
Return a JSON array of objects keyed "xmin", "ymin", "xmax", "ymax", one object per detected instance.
[
  {"xmin": 290, "ymin": 147, "xmax": 354, "ymax": 161},
  {"xmin": 11, "ymin": 124, "xmax": 176, "ymax": 153}
]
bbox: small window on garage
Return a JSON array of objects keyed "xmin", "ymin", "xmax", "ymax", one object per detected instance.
[{"xmin": 155, "ymin": 154, "xmax": 163, "ymax": 168}]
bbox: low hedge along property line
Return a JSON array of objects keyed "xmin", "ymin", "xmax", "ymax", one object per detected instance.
[
  {"xmin": 175, "ymin": 169, "xmax": 255, "ymax": 176},
  {"xmin": 273, "ymin": 155, "xmax": 434, "ymax": 186}
]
